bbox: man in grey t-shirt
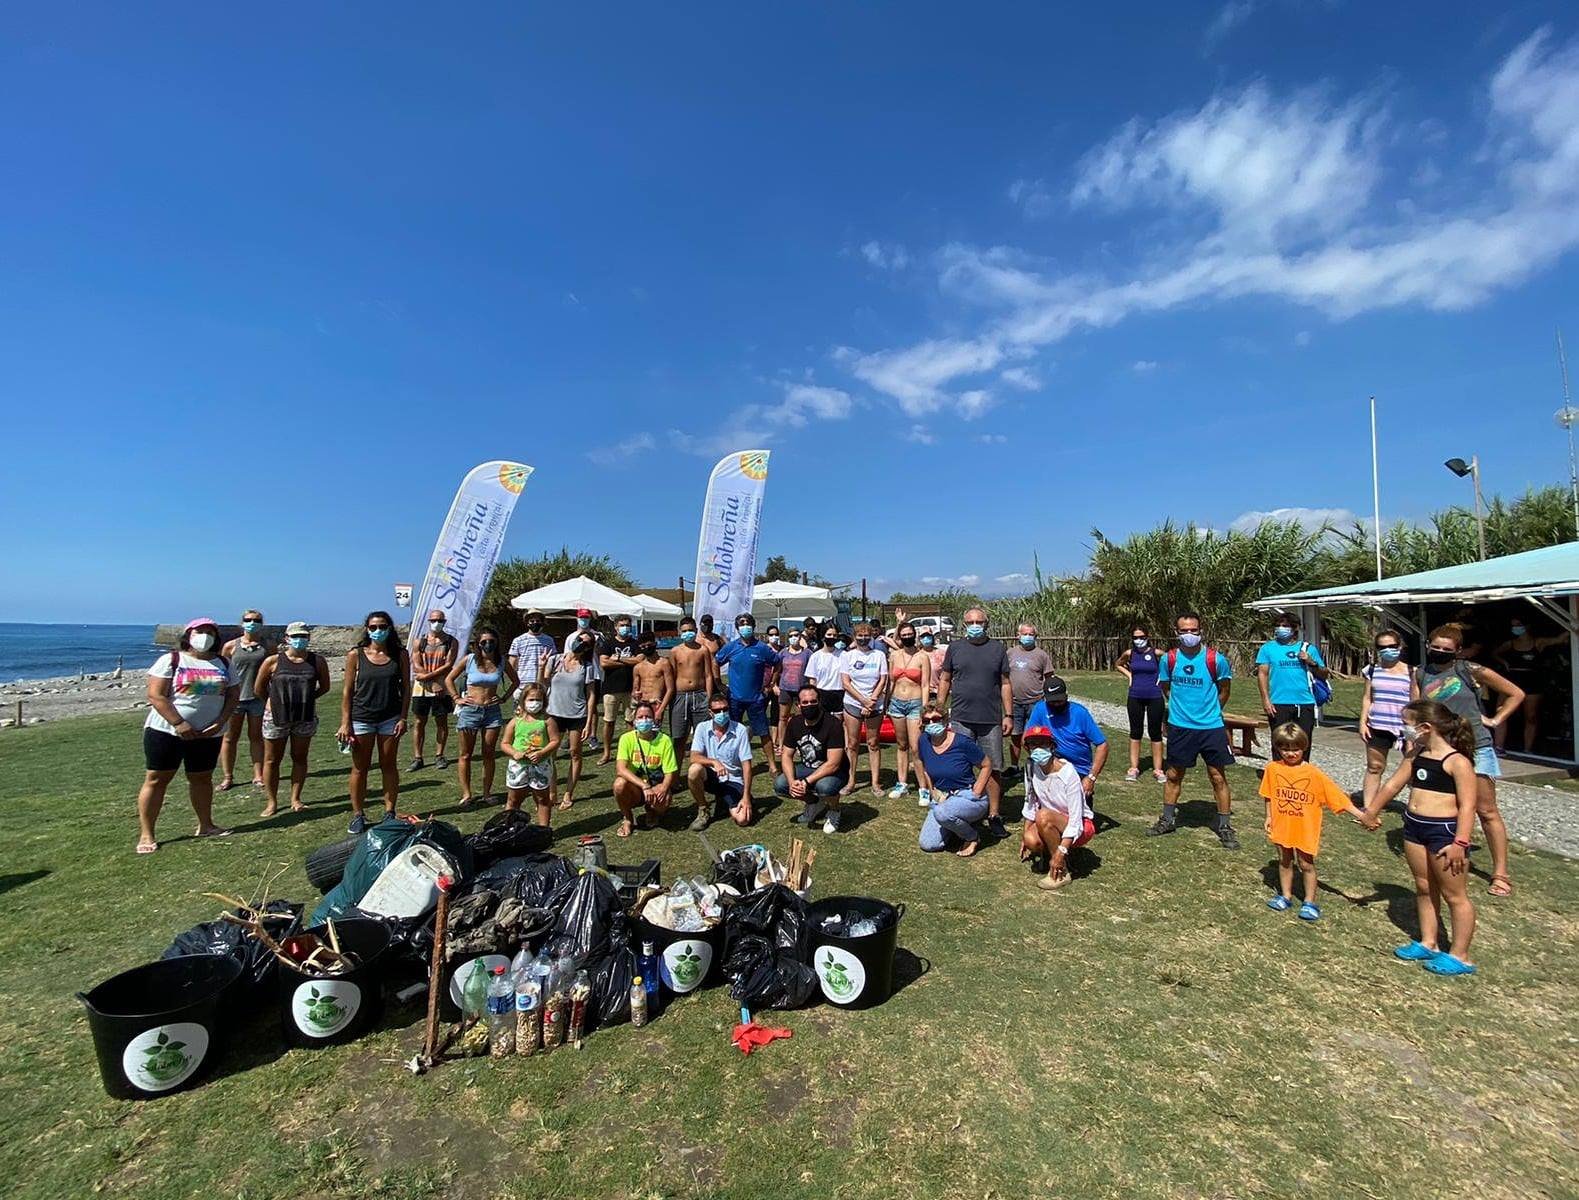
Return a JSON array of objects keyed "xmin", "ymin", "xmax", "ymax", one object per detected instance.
[
  {"xmin": 1006, "ymin": 621, "xmax": 1053, "ymax": 766},
  {"xmin": 937, "ymin": 607, "xmax": 1012, "ymax": 834}
]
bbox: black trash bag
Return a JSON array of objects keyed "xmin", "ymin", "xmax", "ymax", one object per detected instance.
[
  {"xmin": 465, "ymin": 809, "xmax": 554, "ymax": 868},
  {"xmin": 543, "ymin": 869, "xmax": 621, "ymax": 964},
  {"xmin": 724, "ymin": 884, "xmax": 810, "ymax": 959},
  {"xmin": 367, "ymin": 910, "xmax": 437, "ymax": 975},
  {"xmin": 590, "ymin": 913, "xmax": 635, "ymax": 1029},
  {"xmin": 722, "ymin": 884, "xmax": 815, "ymax": 1010},
  {"xmin": 310, "ymin": 816, "xmax": 474, "ymax": 926},
  {"xmin": 474, "ymin": 853, "xmax": 578, "ymax": 908},
  {"xmin": 163, "ymin": 900, "xmax": 303, "ymax": 994},
  {"xmin": 710, "ymin": 847, "xmax": 758, "ymax": 896}
]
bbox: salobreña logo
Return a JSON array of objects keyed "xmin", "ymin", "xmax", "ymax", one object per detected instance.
[
  {"xmin": 498, "ymin": 463, "xmax": 530, "ymax": 493},
  {"xmin": 139, "ymin": 1030, "xmax": 190, "ymax": 1083},
  {"xmin": 301, "ymin": 985, "xmax": 347, "ymax": 1031},
  {"xmin": 293, "ymin": 980, "xmax": 360, "ymax": 1036},
  {"xmin": 821, "ymin": 952, "xmax": 855, "ymax": 999},
  {"xmin": 664, "ymin": 941, "xmax": 710, "ymax": 992},
  {"xmin": 122, "ymin": 1022, "xmax": 208, "ymax": 1092},
  {"xmin": 738, "ymin": 451, "xmax": 769, "ymax": 481}
]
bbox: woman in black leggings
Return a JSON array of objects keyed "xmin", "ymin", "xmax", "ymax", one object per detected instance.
[{"xmin": 1116, "ymin": 625, "xmax": 1165, "ymax": 782}]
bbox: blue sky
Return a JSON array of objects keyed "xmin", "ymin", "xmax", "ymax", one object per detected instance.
[{"xmin": 3, "ymin": 3, "xmax": 1579, "ymax": 623}]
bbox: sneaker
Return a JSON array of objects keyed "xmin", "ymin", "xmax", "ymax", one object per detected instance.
[
  {"xmin": 1216, "ymin": 823, "xmax": 1241, "ymax": 850},
  {"xmin": 585, "ymin": 736, "xmax": 602, "ymax": 753},
  {"xmin": 1153, "ymin": 771, "xmax": 1167, "ymax": 783},
  {"xmin": 887, "ymin": 782, "xmax": 909, "ymax": 799},
  {"xmin": 689, "ymin": 808, "xmax": 712, "ymax": 832},
  {"xmin": 793, "ymin": 801, "xmax": 828, "ymax": 826},
  {"xmin": 917, "ymin": 788, "xmax": 932, "ymax": 808},
  {"xmin": 1146, "ymin": 817, "xmax": 1177, "ymax": 836},
  {"xmin": 1266, "ymin": 894, "xmax": 1293, "ymax": 912},
  {"xmin": 408, "ymin": 758, "xmax": 425, "ymax": 772},
  {"xmin": 822, "ymin": 810, "xmax": 842, "ymax": 834},
  {"xmin": 435, "ymin": 755, "xmax": 450, "ymax": 770},
  {"xmin": 348, "ymin": 813, "xmax": 368, "ymax": 835},
  {"xmin": 1123, "ymin": 768, "xmax": 1140, "ymax": 783},
  {"xmin": 987, "ymin": 815, "xmax": 1007, "ymax": 839}
]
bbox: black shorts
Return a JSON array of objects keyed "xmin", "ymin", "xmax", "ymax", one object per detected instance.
[
  {"xmin": 1366, "ymin": 728, "xmax": 1399, "ymax": 752},
  {"xmin": 702, "ymin": 767, "xmax": 746, "ymax": 814},
  {"xmin": 1164, "ymin": 725, "xmax": 1234, "ymax": 771},
  {"xmin": 143, "ymin": 728, "xmax": 223, "ymax": 774},
  {"xmin": 1270, "ymin": 703, "xmax": 1316, "ymax": 742},
  {"xmin": 412, "ymin": 694, "xmax": 454, "ymax": 718},
  {"xmin": 1127, "ymin": 696, "xmax": 1164, "ymax": 741},
  {"xmin": 1402, "ymin": 810, "xmax": 1464, "ymax": 855},
  {"xmin": 817, "ymin": 689, "xmax": 844, "ymax": 717},
  {"xmin": 778, "ymin": 687, "xmax": 800, "ymax": 711}
]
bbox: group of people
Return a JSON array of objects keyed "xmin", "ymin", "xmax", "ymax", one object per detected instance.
[{"xmin": 132, "ymin": 603, "xmax": 1527, "ymax": 964}]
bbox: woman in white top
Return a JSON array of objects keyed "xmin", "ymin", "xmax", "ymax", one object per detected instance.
[
  {"xmin": 839, "ymin": 622, "xmax": 890, "ymax": 797},
  {"xmin": 136, "ymin": 617, "xmax": 240, "ymax": 854},
  {"xmin": 1019, "ymin": 724, "xmax": 1095, "ymax": 891}
]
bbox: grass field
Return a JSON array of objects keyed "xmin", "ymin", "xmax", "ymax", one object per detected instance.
[{"xmin": 2, "ymin": 696, "xmax": 1577, "ymax": 1200}]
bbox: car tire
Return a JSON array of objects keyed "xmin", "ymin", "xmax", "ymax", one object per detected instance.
[{"xmin": 304, "ymin": 834, "xmax": 362, "ymax": 894}]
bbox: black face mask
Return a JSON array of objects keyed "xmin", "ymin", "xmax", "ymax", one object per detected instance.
[
  {"xmin": 800, "ymin": 703, "xmax": 821, "ymax": 720},
  {"xmin": 527, "ymin": 621, "xmax": 543, "ymax": 632},
  {"xmin": 1426, "ymin": 648, "xmax": 1456, "ymax": 666},
  {"xmin": 900, "ymin": 636, "xmax": 916, "ymax": 646},
  {"xmin": 639, "ymin": 644, "xmax": 656, "ymax": 656},
  {"xmin": 480, "ymin": 641, "xmax": 497, "ymax": 654}
]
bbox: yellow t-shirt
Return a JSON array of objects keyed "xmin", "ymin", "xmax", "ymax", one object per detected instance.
[
  {"xmin": 617, "ymin": 730, "xmax": 677, "ymax": 783},
  {"xmin": 1259, "ymin": 761, "xmax": 1351, "ymax": 856}
]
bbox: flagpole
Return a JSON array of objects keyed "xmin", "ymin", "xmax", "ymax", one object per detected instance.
[{"xmin": 1370, "ymin": 395, "xmax": 1383, "ymax": 581}]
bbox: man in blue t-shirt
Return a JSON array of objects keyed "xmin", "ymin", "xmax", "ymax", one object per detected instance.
[
  {"xmin": 1254, "ymin": 611, "xmax": 1329, "ymax": 747},
  {"xmin": 1024, "ymin": 676, "xmax": 1108, "ymax": 804},
  {"xmin": 715, "ymin": 611, "xmax": 779, "ymax": 763},
  {"xmin": 1152, "ymin": 610, "xmax": 1239, "ymax": 849}
]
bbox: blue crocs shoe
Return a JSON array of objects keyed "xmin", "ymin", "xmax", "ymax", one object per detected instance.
[
  {"xmin": 1393, "ymin": 940, "xmax": 1436, "ymax": 961},
  {"xmin": 1297, "ymin": 902, "xmax": 1320, "ymax": 921},
  {"xmin": 1266, "ymin": 895, "xmax": 1293, "ymax": 912},
  {"xmin": 1423, "ymin": 952, "xmax": 1477, "ymax": 977}
]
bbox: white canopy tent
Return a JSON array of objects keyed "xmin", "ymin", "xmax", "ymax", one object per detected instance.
[
  {"xmin": 749, "ymin": 580, "xmax": 836, "ymax": 625},
  {"xmin": 509, "ymin": 576, "xmax": 644, "ymax": 618},
  {"xmin": 629, "ymin": 592, "xmax": 682, "ymax": 623}
]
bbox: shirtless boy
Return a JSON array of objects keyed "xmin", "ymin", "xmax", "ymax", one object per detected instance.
[
  {"xmin": 632, "ymin": 634, "xmax": 675, "ymax": 724},
  {"xmin": 669, "ymin": 616, "xmax": 718, "ymax": 745}
]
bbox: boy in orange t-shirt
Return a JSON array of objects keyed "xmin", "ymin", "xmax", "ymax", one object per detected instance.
[{"xmin": 1260, "ymin": 723, "xmax": 1365, "ymax": 921}]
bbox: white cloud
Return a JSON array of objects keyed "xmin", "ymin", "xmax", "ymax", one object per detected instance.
[
  {"xmin": 921, "ymin": 574, "xmax": 981, "ymax": 588},
  {"xmin": 859, "ymin": 240, "xmax": 911, "ymax": 270},
  {"xmin": 977, "ymin": 433, "xmax": 1008, "ymax": 444},
  {"xmin": 767, "ymin": 383, "xmax": 853, "ymax": 426},
  {"xmin": 995, "ymin": 572, "xmax": 1033, "ymax": 585},
  {"xmin": 1008, "ymin": 177, "xmax": 1056, "ymax": 218},
  {"xmin": 999, "ymin": 366, "xmax": 1041, "ymax": 390},
  {"xmin": 1294, "ymin": 329, "xmax": 1312, "ymax": 346},
  {"xmin": 1229, "ymin": 506, "xmax": 1363, "ymax": 534},
  {"xmin": 957, "ymin": 389, "xmax": 995, "ymax": 418},
  {"xmin": 587, "ymin": 432, "xmax": 656, "ymax": 465},
  {"xmin": 1132, "ymin": 359, "xmax": 1159, "ymax": 373},
  {"xmin": 663, "ymin": 380, "xmax": 854, "ymax": 457},
  {"xmin": 837, "ymin": 32, "xmax": 1579, "ymax": 404},
  {"xmin": 1203, "ymin": 0, "xmax": 1259, "ymax": 49},
  {"xmin": 905, "ymin": 424, "xmax": 936, "ymax": 445}
]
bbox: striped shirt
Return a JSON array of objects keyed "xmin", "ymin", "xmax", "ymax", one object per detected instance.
[
  {"xmin": 1364, "ymin": 664, "xmax": 1411, "ymax": 734},
  {"xmin": 508, "ymin": 631, "xmax": 559, "ymax": 683}
]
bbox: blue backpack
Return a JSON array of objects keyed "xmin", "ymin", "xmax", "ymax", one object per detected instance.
[{"xmin": 1303, "ymin": 642, "xmax": 1332, "ymax": 706}]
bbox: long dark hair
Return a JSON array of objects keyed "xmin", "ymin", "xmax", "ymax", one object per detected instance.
[
  {"xmin": 356, "ymin": 610, "xmax": 404, "ymax": 654},
  {"xmin": 470, "ymin": 624, "xmax": 503, "ymax": 668},
  {"xmin": 1403, "ymin": 700, "xmax": 1477, "ymax": 759}
]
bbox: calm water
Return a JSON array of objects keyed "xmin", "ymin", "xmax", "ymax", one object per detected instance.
[{"xmin": 0, "ymin": 623, "xmax": 162, "ymax": 683}]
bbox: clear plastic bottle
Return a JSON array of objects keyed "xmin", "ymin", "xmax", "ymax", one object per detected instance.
[
  {"xmin": 630, "ymin": 976, "xmax": 648, "ymax": 1027},
  {"xmin": 487, "ymin": 965, "xmax": 515, "ymax": 1057},
  {"xmin": 508, "ymin": 945, "xmax": 533, "ymax": 987},
  {"xmin": 515, "ymin": 978, "xmax": 541, "ymax": 1057}
]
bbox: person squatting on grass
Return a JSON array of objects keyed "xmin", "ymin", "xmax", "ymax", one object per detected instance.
[
  {"xmin": 1358, "ymin": 699, "xmax": 1482, "ymax": 976},
  {"xmin": 917, "ymin": 701, "xmax": 994, "ymax": 858},
  {"xmin": 612, "ymin": 699, "xmax": 679, "ymax": 837},
  {"xmin": 1258, "ymin": 723, "xmax": 1366, "ymax": 921},
  {"xmin": 502, "ymin": 682, "xmax": 561, "ymax": 828},
  {"xmin": 1018, "ymin": 724, "xmax": 1096, "ymax": 891}
]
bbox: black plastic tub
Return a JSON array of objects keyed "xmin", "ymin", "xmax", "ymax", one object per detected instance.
[
  {"xmin": 634, "ymin": 909, "xmax": 725, "ymax": 997},
  {"xmin": 79, "ymin": 954, "xmax": 244, "ymax": 1099},
  {"xmin": 277, "ymin": 918, "xmax": 391, "ymax": 1048},
  {"xmin": 807, "ymin": 896, "xmax": 904, "ymax": 1009}
]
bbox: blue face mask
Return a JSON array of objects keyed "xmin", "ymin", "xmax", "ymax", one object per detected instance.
[
  {"xmin": 1274, "ymin": 627, "xmax": 1295, "ymax": 642},
  {"xmin": 288, "ymin": 636, "xmax": 309, "ymax": 651},
  {"xmin": 834, "ymin": 640, "xmax": 846, "ymax": 652},
  {"xmin": 616, "ymin": 625, "xmax": 631, "ymax": 637},
  {"xmin": 924, "ymin": 721, "xmax": 947, "ymax": 738},
  {"xmin": 577, "ymin": 617, "xmax": 590, "ymax": 628},
  {"xmin": 1511, "ymin": 624, "xmax": 1527, "ymax": 637},
  {"xmin": 1378, "ymin": 647, "xmax": 1402, "ymax": 664},
  {"xmin": 635, "ymin": 718, "xmax": 656, "ymax": 734},
  {"xmin": 1029, "ymin": 747, "xmax": 1053, "ymax": 766},
  {"xmin": 1019, "ymin": 634, "xmax": 1036, "ymax": 647},
  {"xmin": 711, "ymin": 710, "xmax": 730, "ymax": 727},
  {"xmin": 920, "ymin": 636, "xmax": 934, "ymax": 647},
  {"xmin": 368, "ymin": 628, "xmax": 390, "ymax": 643},
  {"xmin": 242, "ymin": 620, "xmax": 259, "ymax": 633},
  {"xmin": 737, "ymin": 625, "xmax": 755, "ymax": 639},
  {"xmin": 1178, "ymin": 632, "xmax": 1201, "ymax": 649},
  {"xmin": 680, "ymin": 630, "xmax": 697, "ymax": 642},
  {"xmin": 966, "ymin": 624, "xmax": 985, "ymax": 639}
]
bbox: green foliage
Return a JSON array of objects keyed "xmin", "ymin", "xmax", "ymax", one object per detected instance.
[
  {"xmin": 754, "ymin": 555, "xmax": 829, "ymax": 586},
  {"xmin": 476, "ymin": 548, "xmax": 635, "ymax": 637}
]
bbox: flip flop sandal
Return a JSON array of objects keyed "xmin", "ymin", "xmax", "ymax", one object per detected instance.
[
  {"xmin": 458, "ymin": 797, "xmax": 477, "ymax": 809},
  {"xmin": 1297, "ymin": 902, "xmax": 1321, "ymax": 921},
  {"xmin": 291, "ymin": 802, "xmax": 306, "ymax": 813},
  {"xmin": 1393, "ymin": 940, "xmax": 1436, "ymax": 961},
  {"xmin": 1423, "ymin": 952, "xmax": 1477, "ymax": 976},
  {"xmin": 217, "ymin": 779, "xmax": 236, "ymax": 792},
  {"xmin": 1488, "ymin": 875, "xmax": 1513, "ymax": 897},
  {"xmin": 616, "ymin": 820, "xmax": 634, "ymax": 839},
  {"xmin": 259, "ymin": 806, "xmax": 278, "ymax": 819},
  {"xmin": 557, "ymin": 797, "xmax": 574, "ymax": 812},
  {"xmin": 135, "ymin": 841, "xmax": 158, "ymax": 855},
  {"xmin": 1266, "ymin": 895, "xmax": 1293, "ymax": 912},
  {"xmin": 196, "ymin": 827, "xmax": 233, "ymax": 838}
]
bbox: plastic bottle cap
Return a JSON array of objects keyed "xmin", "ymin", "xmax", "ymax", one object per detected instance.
[
  {"xmin": 633, "ymin": 976, "xmax": 643, "ymax": 985},
  {"xmin": 492, "ymin": 965, "xmax": 506, "ymax": 974}
]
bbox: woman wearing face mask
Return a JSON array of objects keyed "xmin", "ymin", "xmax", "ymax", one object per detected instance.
[
  {"xmin": 613, "ymin": 700, "xmax": 678, "ymax": 836},
  {"xmin": 1018, "ymin": 725, "xmax": 1095, "ymax": 890},
  {"xmin": 773, "ymin": 629, "xmax": 813, "ymax": 762},
  {"xmin": 1359, "ymin": 629, "xmax": 1417, "ymax": 812},
  {"xmin": 445, "ymin": 624, "xmax": 518, "ymax": 808},
  {"xmin": 1115, "ymin": 625, "xmax": 1166, "ymax": 783},
  {"xmin": 135, "ymin": 618, "xmax": 239, "ymax": 853},
  {"xmin": 923, "ymin": 630, "xmax": 947, "ymax": 703},
  {"xmin": 220, "ymin": 609, "xmax": 272, "ymax": 792},
  {"xmin": 545, "ymin": 631, "xmax": 600, "ymax": 810},
  {"xmin": 1357, "ymin": 701, "xmax": 1481, "ymax": 975},
  {"xmin": 1491, "ymin": 618, "xmax": 1565, "ymax": 754},
  {"xmin": 917, "ymin": 703, "xmax": 993, "ymax": 857},
  {"xmin": 502, "ymin": 682, "xmax": 562, "ymax": 827},
  {"xmin": 807, "ymin": 628, "xmax": 848, "ymax": 724},
  {"xmin": 840, "ymin": 622, "xmax": 890, "ymax": 797},
  {"xmin": 253, "ymin": 622, "xmax": 331, "ymax": 817},
  {"xmin": 885, "ymin": 621, "xmax": 932, "ymax": 804},
  {"xmin": 1415, "ymin": 625, "xmax": 1524, "ymax": 897},
  {"xmin": 338, "ymin": 612, "xmax": 412, "ymax": 834}
]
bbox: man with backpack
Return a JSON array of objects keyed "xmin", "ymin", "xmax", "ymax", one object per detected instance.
[
  {"xmin": 1254, "ymin": 612, "xmax": 1330, "ymax": 748},
  {"xmin": 1150, "ymin": 611, "xmax": 1238, "ymax": 849}
]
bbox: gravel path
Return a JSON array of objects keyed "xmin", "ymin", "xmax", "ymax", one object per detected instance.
[{"xmin": 1072, "ymin": 692, "xmax": 1579, "ymax": 862}]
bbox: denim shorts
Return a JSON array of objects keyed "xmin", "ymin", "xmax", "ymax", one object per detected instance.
[
  {"xmin": 457, "ymin": 702, "xmax": 503, "ymax": 731},
  {"xmin": 887, "ymin": 696, "xmax": 923, "ymax": 719},
  {"xmin": 1473, "ymin": 745, "xmax": 1501, "ymax": 779},
  {"xmin": 235, "ymin": 697, "xmax": 266, "ymax": 718},
  {"xmin": 352, "ymin": 716, "xmax": 402, "ymax": 737}
]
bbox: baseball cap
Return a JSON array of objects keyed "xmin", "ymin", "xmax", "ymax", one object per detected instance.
[
  {"xmin": 184, "ymin": 617, "xmax": 219, "ymax": 633},
  {"xmin": 576, "ymin": 607, "xmax": 594, "ymax": 618},
  {"xmin": 1021, "ymin": 724, "xmax": 1055, "ymax": 742},
  {"xmin": 286, "ymin": 621, "xmax": 310, "ymax": 637},
  {"xmin": 1042, "ymin": 676, "xmax": 1070, "ymax": 702},
  {"xmin": 524, "ymin": 607, "xmax": 545, "ymax": 617}
]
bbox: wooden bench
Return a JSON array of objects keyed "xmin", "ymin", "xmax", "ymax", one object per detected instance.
[{"xmin": 1221, "ymin": 714, "xmax": 1262, "ymax": 758}]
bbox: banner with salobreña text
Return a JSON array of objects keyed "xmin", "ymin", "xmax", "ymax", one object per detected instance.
[
  {"xmin": 692, "ymin": 450, "xmax": 770, "ymax": 638},
  {"xmin": 410, "ymin": 462, "xmax": 533, "ymax": 655}
]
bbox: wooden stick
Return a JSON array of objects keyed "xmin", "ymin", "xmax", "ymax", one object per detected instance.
[
  {"xmin": 421, "ymin": 876, "xmax": 455, "ymax": 1065},
  {"xmin": 327, "ymin": 918, "xmax": 341, "ymax": 955}
]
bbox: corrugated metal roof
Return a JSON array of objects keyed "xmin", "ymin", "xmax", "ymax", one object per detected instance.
[{"xmin": 1251, "ymin": 541, "xmax": 1579, "ymax": 608}]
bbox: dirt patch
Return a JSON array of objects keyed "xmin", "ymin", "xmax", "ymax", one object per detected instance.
[
  {"xmin": 657, "ymin": 1140, "xmax": 723, "ymax": 1191},
  {"xmin": 1318, "ymin": 1028, "xmax": 1493, "ymax": 1143},
  {"xmin": 760, "ymin": 1067, "xmax": 810, "ymax": 1120}
]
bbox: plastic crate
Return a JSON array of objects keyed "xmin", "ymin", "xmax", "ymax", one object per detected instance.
[{"xmin": 610, "ymin": 859, "xmax": 660, "ymax": 902}]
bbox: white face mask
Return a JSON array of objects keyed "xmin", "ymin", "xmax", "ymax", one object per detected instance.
[
  {"xmin": 525, "ymin": 701, "xmax": 544, "ymax": 714},
  {"xmin": 189, "ymin": 632, "xmax": 215, "ymax": 652}
]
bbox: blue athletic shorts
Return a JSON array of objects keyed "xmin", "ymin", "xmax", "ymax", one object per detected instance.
[{"xmin": 729, "ymin": 696, "xmax": 770, "ymax": 736}]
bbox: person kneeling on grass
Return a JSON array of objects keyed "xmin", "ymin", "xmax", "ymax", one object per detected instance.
[
  {"xmin": 502, "ymin": 683, "xmax": 561, "ymax": 828},
  {"xmin": 1357, "ymin": 700, "xmax": 1481, "ymax": 976},
  {"xmin": 613, "ymin": 700, "xmax": 678, "ymax": 837},
  {"xmin": 687, "ymin": 692, "xmax": 755, "ymax": 830},
  {"xmin": 917, "ymin": 703, "xmax": 993, "ymax": 858},
  {"xmin": 1259, "ymin": 723, "xmax": 1366, "ymax": 921},
  {"xmin": 776, "ymin": 683, "xmax": 849, "ymax": 833},
  {"xmin": 1018, "ymin": 725, "xmax": 1095, "ymax": 891}
]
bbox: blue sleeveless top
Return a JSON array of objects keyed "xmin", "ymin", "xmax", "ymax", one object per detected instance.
[{"xmin": 1128, "ymin": 647, "xmax": 1162, "ymax": 701}]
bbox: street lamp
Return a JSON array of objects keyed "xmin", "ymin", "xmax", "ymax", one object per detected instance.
[{"xmin": 1444, "ymin": 456, "xmax": 1488, "ymax": 561}]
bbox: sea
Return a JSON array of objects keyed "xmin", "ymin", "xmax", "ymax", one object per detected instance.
[{"xmin": 0, "ymin": 623, "xmax": 163, "ymax": 684}]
